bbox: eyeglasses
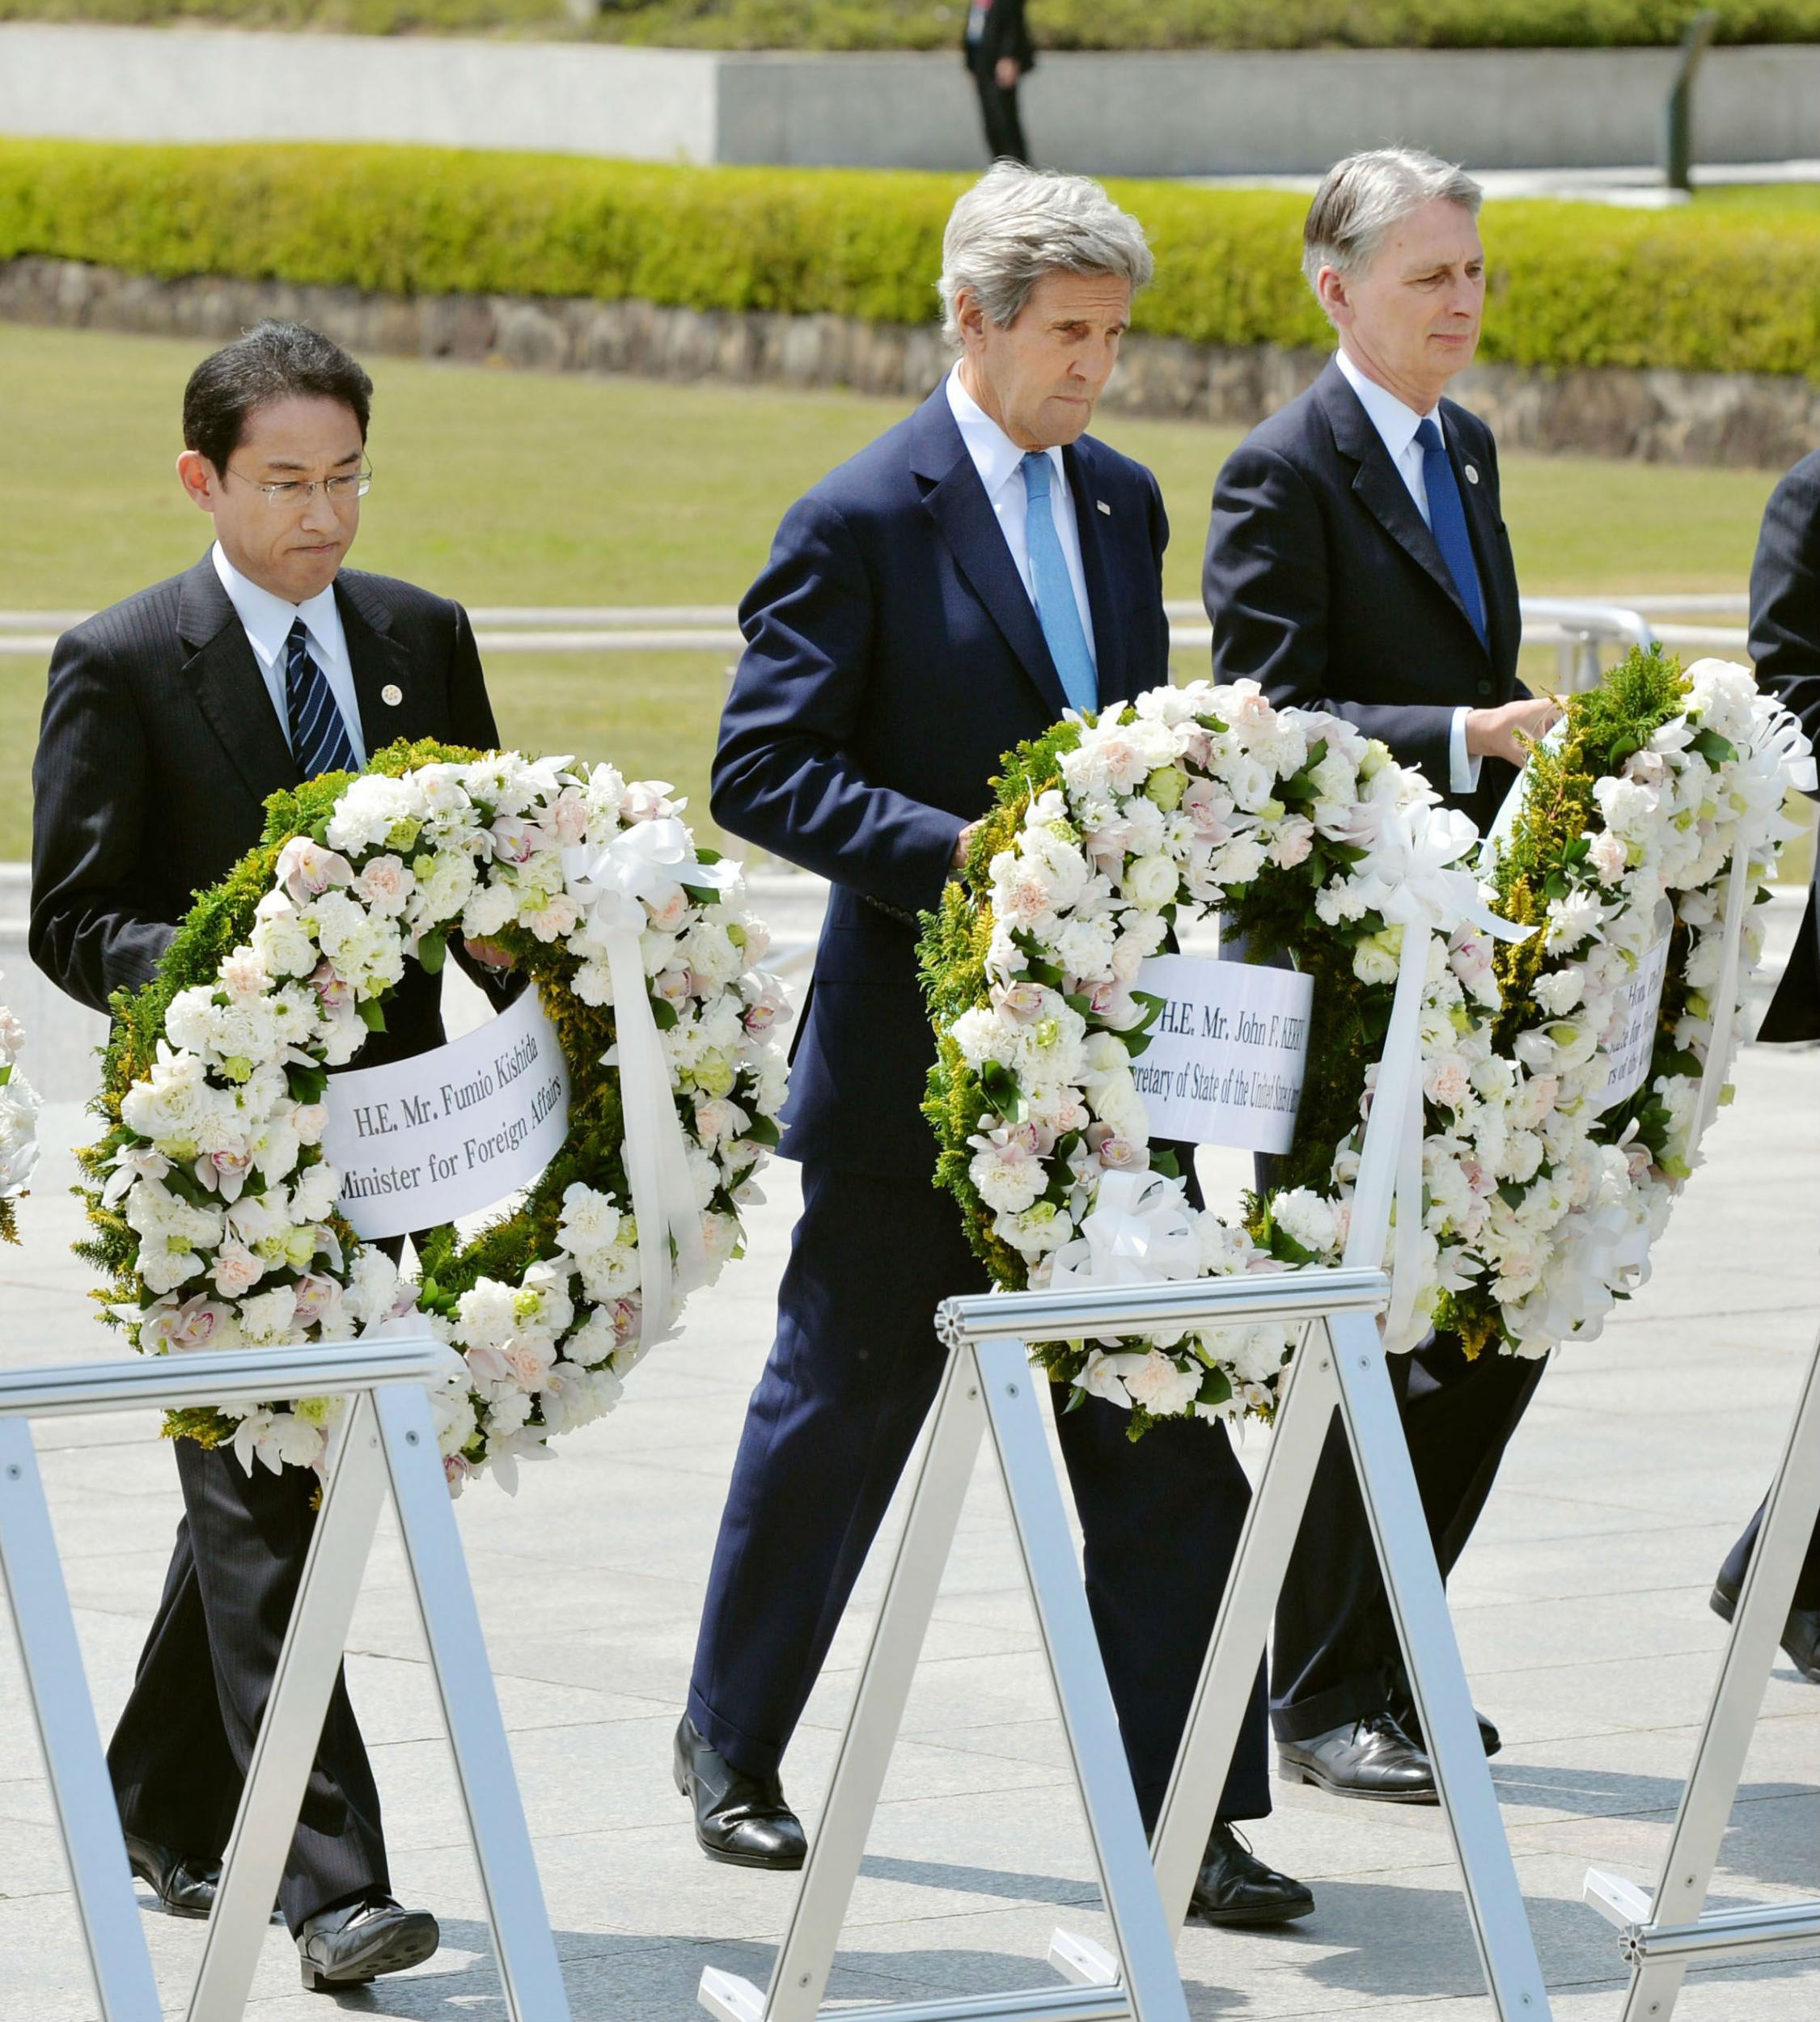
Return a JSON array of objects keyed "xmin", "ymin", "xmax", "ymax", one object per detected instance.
[{"xmin": 222, "ymin": 464, "xmax": 373, "ymax": 509}]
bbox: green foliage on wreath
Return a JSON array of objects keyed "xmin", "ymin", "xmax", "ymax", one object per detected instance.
[{"xmin": 78, "ymin": 738, "xmax": 729, "ymax": 1459}]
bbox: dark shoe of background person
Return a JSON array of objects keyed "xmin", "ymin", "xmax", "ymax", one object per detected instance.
[
  {"xmin": 123, "ymin": 1834, "xmax": 222, "ymax": 1919},
  {"xmin": 297, "ymin": 1895, "xmax": 439, "ymax": 1991},
  {"xmin": 1388, "ymin": 1692, "xmax": 1503, "ymax": 1758},
  {"xmin": 1278, "ymin": 1711, "xmax": 1438, "ymax": 1803},
  {"xmin": 1188, "ymin": 1822, "xmax": 1315, "ymax": 1927},
  {"xmin": 1710, "ymin": 1576, "xmax": 1820, "ymax": 1684},
  {"xmin": 675, "ymin": 1715, "xmax": 807, "ymax": 1870}
]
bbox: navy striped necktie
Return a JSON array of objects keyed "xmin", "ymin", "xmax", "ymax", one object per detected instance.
[{"xmin": 284, "ymin": 617, "xmax": 359, "ymax": 779}]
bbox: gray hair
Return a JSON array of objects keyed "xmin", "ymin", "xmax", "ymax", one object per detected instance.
[
  {"xmin": 938, "ymin": 161, "xmax": 1153, "ymax": 350},
  {"xmin": 1301, "ymin": 147, "xmax": 1483, "ymax": 292}
]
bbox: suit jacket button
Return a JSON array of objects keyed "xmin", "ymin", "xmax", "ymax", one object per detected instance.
[
  {"xmin": 1476, "ymin": 679, "xmax": 1492, "ymax": 696},
  {"xmin": 381, "ymin": 683, "xmax": 404, "ymax": 706}
]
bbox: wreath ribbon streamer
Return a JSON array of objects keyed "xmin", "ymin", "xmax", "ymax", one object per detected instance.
[
  {"xmin": 564, "ymin": 820, "xmax": 739, "ymax": 1344},
  {"xmin": 1695, "ymin": 702, "xmax": 1817, "ymax": 1147}
]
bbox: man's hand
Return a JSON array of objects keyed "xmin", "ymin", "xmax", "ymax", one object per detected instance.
[
  {"xmin": 1465, "ymin": 696, "xmax": 1561, "ymax": 768},
  {"xmin": 463, "ymin": 937, "xmax": 515, "ymax": 972},
  {"xmin": 952, "ymin": 819, "xmax": 983, "ymax": 871},
  {"xmin": 995, "ymin": 56, "xmax": 1021, "ymax": 89}
]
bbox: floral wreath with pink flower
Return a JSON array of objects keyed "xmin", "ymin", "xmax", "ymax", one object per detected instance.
[
  {"xmin": 0, "ymin": 970, "xmax": 38, "ymax": 1246},
  {"xmin": 78, "ymin": 741, "xmax": 790, "ymax": 1490},
  {"xmin": 919, "ymin": 662, "xmax": 1808, "ymax": 1437}
]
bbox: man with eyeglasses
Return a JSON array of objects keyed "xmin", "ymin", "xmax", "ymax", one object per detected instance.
[{"xmin": 31, "ymin": 319, "xmax": 497, "ymax": 1993}]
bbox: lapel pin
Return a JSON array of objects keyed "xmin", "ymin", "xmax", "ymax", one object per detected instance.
[
  {"xmin": 1096, "ymin": 499, "xmax": 1111, "ymax": 515},
  {"xmin": 1463, "ymin": 463, "xmax": 1480, "ymax": 485},
  {"xmin": 381, "ymin": 683, "xmax": 404, "ymax": 707}
]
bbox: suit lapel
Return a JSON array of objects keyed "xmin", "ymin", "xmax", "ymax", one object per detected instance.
[
  {"xmin": 1064, "ymin": 439, "xmax": 1130, "ymax": 706},
  {"xmin": 1318, "ymin": 363, "xmax": 1489, "ymax": 656},
  {"xmin": 335, "ymin": 573, "xmax": 423, "ymax": 755},
  {"xmin": 910, "ymin": 391, "xmax": 1072, "ymax": 724},
  {"xmin": 176, "ymin": 556, "xmax": 298, "ymax": 803}
]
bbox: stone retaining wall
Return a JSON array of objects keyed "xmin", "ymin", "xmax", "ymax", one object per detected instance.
[{"xmin": 6, "ymin": 256, "xmax": 1818, "ymax": 468}]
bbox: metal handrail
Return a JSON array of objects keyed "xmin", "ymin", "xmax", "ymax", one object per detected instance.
[
  {"xmin": 0, "ymin": 1336, "xmax": 461, "ymax": 1419},
  {"xmin": 936, "ymin": 1265, "xmax": 1390, "ymax": 1347}
]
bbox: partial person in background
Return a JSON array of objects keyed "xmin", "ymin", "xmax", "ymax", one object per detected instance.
[
  {"xmin": 965, "ymin": 0, "xmax": 1034, "ymax": 164},
  {"xmin": 31, "ymin": 319, "xmax": 496, "ymax": 1994},
  {"xmin": 1709, "ymin": 445, "xmax": 1820, "ymax": 1685},
  {"xmin": 1204, "ymin": 148, "xmax": 1558, "ymax": 1804}
]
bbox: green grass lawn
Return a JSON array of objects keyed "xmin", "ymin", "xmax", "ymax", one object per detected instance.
[{"xmin": 2, "ymin": 319, "xmax": 1784, "ymax": 864}]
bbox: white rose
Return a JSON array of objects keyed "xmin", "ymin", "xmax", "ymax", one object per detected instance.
[{"xmin": 1123, "ymin": 852, "xmax": 1180, "ymax": 912}]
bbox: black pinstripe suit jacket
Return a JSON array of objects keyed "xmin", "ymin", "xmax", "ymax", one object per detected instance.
[{"xmin": 30, "ymin": 552, "xmax": 499, "ymax": 1043}]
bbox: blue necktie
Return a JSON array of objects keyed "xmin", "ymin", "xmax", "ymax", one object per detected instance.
[
  {"xmin": 1020, "ymin": 452, "xmax": 1098, "ymax": 715},
  {"xmin": 1414, "ymin": 417, "xmax": 1487, "ymax": 648},
  {"xmin": 284, "ymin": 617, "xmax": 359, "ymax": 780}
]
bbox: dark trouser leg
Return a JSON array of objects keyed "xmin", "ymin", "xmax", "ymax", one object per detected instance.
[
  {"xmin": 971, "ymin": 66, "xmax": 1029, "ymax": 163},
  {"xmin": 1271, "ymin": 1334, "xmax": 1547, "ymax": 1742},
  {"xmin": 1721, "ymin": 1497, "xmax": 1820, "ymax": 1610},
  {"xmin": 1054, "ymin": 1391, "xmax": 1270, "ymax": 1831},
  {"xmin": 688, "ymin": 1165, "xmax": 989, "ymax": 1779},
  {"xmin": 108, "ymin": 1439, "xmax": 388, "ymax": 1932},
  {"xmin": 108, "ymin": 1511, "xmax": 241, "ymax": 1859}
]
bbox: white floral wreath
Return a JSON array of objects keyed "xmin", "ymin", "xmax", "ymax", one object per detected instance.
[
  {"xmin": 0, "ymin": 972, "xmax": 38, "ymax": 1246},
  {"xmin": 85, "ymin": 750, "xmax": 790, "ymax": 1490},
  {"xmin": 923, "ymin": 663, "xmax": 1808, "ymax": 1430}
]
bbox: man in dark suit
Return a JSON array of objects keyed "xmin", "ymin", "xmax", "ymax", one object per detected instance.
[
  {"xmin": 676, "ymin": 163, "xmax": 1311, "ymax": 1927},
  {"xmin": 1709, "ymin": 446, "xmax": 1820, "ymax": 1684},
  {"xmin": 31, "ymin": 320, "xmax": 497, "ymax": 1990},
  {"xmin": 964, "ymin": 0, "xmax": 1034, "ymax": 164},
  {"xmin": 1204, "ymin": 150, "xmax": 1560, "ymax": 1803}
]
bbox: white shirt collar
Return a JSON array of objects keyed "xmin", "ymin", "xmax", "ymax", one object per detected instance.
[
  {"xmin": 211, "ymin": 541, "xmax": 344, "ymax": 670},
  {"xmin": 1334, "ymin": 345, "xmax": 1438, "ymax": 463},
  {"xmin": 945, "ymin": 364, "xmax": 1067, "ymax": 501}
]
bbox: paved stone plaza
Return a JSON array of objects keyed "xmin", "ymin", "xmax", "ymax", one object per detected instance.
[{"xmin": 2, "ymin": 1029, "xmax": 1818, "ymax": 2019}]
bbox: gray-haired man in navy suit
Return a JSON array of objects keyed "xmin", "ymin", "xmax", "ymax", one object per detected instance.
[
  {"xmin": 677, "ymin": 162, "xmax": 1311, "ymax": 1928},
  {"xmin": 1204, "ymin": 149, "xmax": 1560, "ymax": 1804}
]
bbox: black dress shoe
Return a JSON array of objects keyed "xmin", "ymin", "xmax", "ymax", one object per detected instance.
[
  {"xmin": 1278, "ymin": 1711, "xmax": 1437, "ymax": 1804},
  {"xmin": 1188, "ymin": 1821, "xmax": 1314, "ymax": 1927},
  {"xmin": 675, "ymin": 1715, "xmax": 807, "ymax": 1869},
  {"xmin": 1711, "ymin": 1576, "xmax": 1820, "ymax": 1684},
  {"xmin": 297, "ymin": 1894, "xmax": 438, "ymax": 1991},
  {"xmin": 124, "ymin": 1833, "xmax": 221, "ymax": 1919},
  {"xmin": 1389, "ymin": 1694, "xmax": 1503, "ymax": 1758}
]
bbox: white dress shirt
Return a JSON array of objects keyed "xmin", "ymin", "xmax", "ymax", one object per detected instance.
[
  {"xmin": 945, "ymin": 365, "xmax": 1098, "ymax": 670},
  {"xmin": 211, "ymin": 542, "xmax": 367, "ymax": 767},
  {"xmin": 1333, "ymin": 345, "xmax": 1479, "ymax": 796}
]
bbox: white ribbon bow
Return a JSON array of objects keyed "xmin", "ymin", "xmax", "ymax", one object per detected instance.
[
  {"xmin": 562, "ymin": 822, "xmax": 740, "ymax": 1347},
  {"xmin": 1051, "ymin": 1170, "xmax": 1203, "ymax": 1330}
]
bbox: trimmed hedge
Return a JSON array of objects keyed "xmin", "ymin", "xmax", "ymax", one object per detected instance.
[
  {"xmin": 7, "ymin": 2, "xmax": 1820, "ymax": 47},
  {"xmin": 3, "ymin": 140, "xmax": 1819, "ymax": 379}
]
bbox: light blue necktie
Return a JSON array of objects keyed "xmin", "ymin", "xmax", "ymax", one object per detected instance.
[
  {"xmin": 1020, "ymin": 451, "xmax": 1098, "ymax": 714},
  {"xmin": 284, "ymin": 617, "xmax": 359, "ymax": 780},
  {"xmin": 1414, "ymin": 417, "xmax": 1488, "ymax": 648}
]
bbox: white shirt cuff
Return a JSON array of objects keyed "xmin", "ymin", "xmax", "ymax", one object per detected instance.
[{"xmin": 1449, "ymin": 706, "xmax": 1483, "ymax": 796}]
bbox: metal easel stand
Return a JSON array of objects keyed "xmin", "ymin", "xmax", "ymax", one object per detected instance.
[
  {"xmin": 1044, "ymin": 1271, "xmax": 1555, "ymax": 2022},
  {"xmin": 0, "ymin": 1336, "xmax": 569, "ymax": 2022},
  {"xmin": 698, "ymin": 1284, "xmax": 1213, "ymax": 2022},
  {"xmin": 1583, "ymin": 1320, "xmax": 1820, "ymax": 2020}
]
